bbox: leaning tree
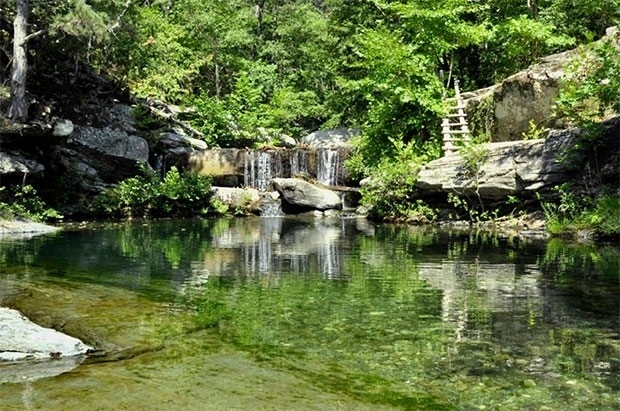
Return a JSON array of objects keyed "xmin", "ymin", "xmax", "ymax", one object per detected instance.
[{"xmin": 6, "ymin": 0, "xmax": 126, "ymax": 122}]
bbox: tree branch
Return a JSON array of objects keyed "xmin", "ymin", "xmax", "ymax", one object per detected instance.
[
  {"xmin": 108, "ymin": 0, "xmax": 132, "ymax": 35},
  {"xmin": 142, "ymin": 99, "xmax": 204, "ymax": 138},
  {"xmin": 21, "ymin": 29, "xmax": 46, "ymax": 45}
]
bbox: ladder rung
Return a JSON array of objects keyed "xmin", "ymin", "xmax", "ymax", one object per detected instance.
[
  {"xmin": 445, "ymin": 122, "xmax": 468, "ymax": 127},
  {"xmin": 444, "ymin": 130, "xmax": 470, "ymax": 135},
  {"xmin": 445, "ymin": 113, "xmax": 464, "ymax": 118}
]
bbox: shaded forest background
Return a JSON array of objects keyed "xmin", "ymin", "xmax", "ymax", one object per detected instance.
[{"xmin": 1, "ymin": 0, "xmax": 619, "ymax": 172}]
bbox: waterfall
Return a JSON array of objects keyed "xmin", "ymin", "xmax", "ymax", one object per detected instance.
[
  {"xmin": 317, "ymin": 149, "xmax": 340, "ymax": 186},
  {"xmin": 290, "ymin": 150, "xmax": 309, "ymax": 177},
  {"xmin": 244, "ymin": 150, "xmax": 288, "ymax": 190},
  {"xmin": 244, "ymin": 151, "xmax": 272, "ymax": 190},
  {"xmin": 340, "ymin": 191, "xmax": 358, "ymax": 218}
]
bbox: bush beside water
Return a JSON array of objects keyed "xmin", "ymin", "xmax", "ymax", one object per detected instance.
[{"xmin": 94, "ymin": 166, "xmax": 217, "ymax": 219}]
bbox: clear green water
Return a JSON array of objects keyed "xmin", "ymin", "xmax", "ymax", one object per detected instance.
[{"xmin": 0, "ymin": 217, "xmax": 618, "ymax": 410}]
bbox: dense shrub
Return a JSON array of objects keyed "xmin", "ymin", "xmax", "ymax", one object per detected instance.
[
  {"xmin": 0, "ymin": 185, "xmax": 63, "ymax": 222},
  {"xmin": 358, "ymin": 141, "xmax": 435, "ymax": 222},
  {"xmin": 94, "ymin": 166, "xmax": 216, "ymax": 218}
]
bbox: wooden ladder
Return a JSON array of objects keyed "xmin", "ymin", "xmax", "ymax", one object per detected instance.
[{"xmin": 442, "ymin": 79, "xmax": 470, "ymax": 156}]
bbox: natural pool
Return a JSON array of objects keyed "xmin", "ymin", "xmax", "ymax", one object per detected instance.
[{"xmin": 0, "ymin": 217, "xmax": 618, "ymax": 410}]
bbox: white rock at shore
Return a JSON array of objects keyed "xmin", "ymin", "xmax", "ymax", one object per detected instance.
[
  {"xmin": 0, "ymin": 307, "xmax": 92, "ymax": 362},
  {"xmin": 0, "ymin": 220, "xmax": 60, "ymax": 240}
]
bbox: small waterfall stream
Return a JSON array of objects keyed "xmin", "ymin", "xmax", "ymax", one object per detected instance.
[
  {"xmin": 317, "ymin": 149, "xmax": 340, "ymax": 186},
  {"xmin": 240, "ymin": 147, "xmax": 353, "ymax": 216},
  {"xmin": 290, "ymin": 150, "xmax": 309, "ymax": 176},
  {"xmin": 244, "ymin": 151, "xmax": 277, "ymax": 191},
  {"xmin": 261, "ymin": 194, "xmax": 283, "ymax": 217},
  {"xmin": 244, "ymin": 148, "xmax": 342, "ymax": 189}
]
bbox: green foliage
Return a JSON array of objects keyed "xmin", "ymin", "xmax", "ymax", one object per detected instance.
[
  {"xmin": 460, "ymin": 141, "xmax": 489, "ymax": 180},
  {"xmin": 554, "ymin": 40, "xmax": 620, "ymax": 169},
  {"xmin": 540, "ymin": 183, "xmax": 620, "ymax": 236},
  {"xmin": 590, "ymin": 193, "xmax": 620, "ymax": 235},
  {"xmin": 0, "ymin": 185, "xmax": 63, "ymax": 222},
  {"xmin": 478, "ymin": 15, "xmax": 574, "ymax": 83},
  {"xmin": 95, "ymin": 166, "xmax": 216, "ymax": 218},
  {"xmin": 4, "ymin": 0, "xmax": 619, "ymax": 154},
  {"xmin": 186, "ymin": 94, "xmax": 234, "ymax": 147},
  {"xmin": 50, "ymin": 0, "xmax": 110, "ymax": 43},
  {"xmin": 555, "ymin": 40, "xmax": 620, "ymax": 126},
  {"xmin": 133, "ymin": 104, "xmax": 167, "ymax": 130},
  {"xmin": 540, "ymin": 0, "xmax": 620, "ymax": 44},
  {"xmin": 521, "ymin": 120, "xmax": 549, "ymax": 140},
  {"xmin": 208, "ymin": 197, "xmax": 229, "ymax": 216},
  {"xmin": 341, "ymin": 27, "xmax": 445, "ymax": 169},
  {"xmin": 446, "ymin": 192, "xmax": 497, "ymax": 223},
  {"xmin": 359, "ymin": 141, "xmax": 430, "ymax": 221}
]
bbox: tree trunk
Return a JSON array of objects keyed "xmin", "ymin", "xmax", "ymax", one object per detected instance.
[{"xmin": 8, "ymin": 0, "xmax": 29, "ymax": 123}]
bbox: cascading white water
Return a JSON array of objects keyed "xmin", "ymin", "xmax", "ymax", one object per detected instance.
[
  {"xmin": 317, "ymin": 149, "xmax": 340, "ymax": 186},
  {"xmin": 290, "ymin": 150, "xmax": 309, "ymax": 176},
  {"xmin": 340, "ymin": 191, "xmax": 358, "ymax": 218},
  {"xmin": 244, "ymin": 151, "xmax": 272, "ymax": 190}
]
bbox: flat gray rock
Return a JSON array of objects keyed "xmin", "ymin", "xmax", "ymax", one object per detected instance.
[{"xmin": 0, "ymin": 220, "xmax": 60, "ymax": 240}]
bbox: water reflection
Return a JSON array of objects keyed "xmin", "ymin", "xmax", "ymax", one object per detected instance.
[
  {"xmin": 189, "ymin": 217, "xmax": 371, "ymax": 281},
  {"xmin": 0, "ymin": 219, "xmax": 618, "ymax": 409}
]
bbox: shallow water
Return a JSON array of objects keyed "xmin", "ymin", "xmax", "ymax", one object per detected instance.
[{"xmin": 0, "ymin": 218, "xmax": 618, "ymax": 410}]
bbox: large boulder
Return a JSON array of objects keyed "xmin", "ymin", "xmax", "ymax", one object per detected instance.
[
  {"xmin": 52, "ymin": 125, "xmax": 150, "ymax": 194},
  {"xmin": 416, "ymin": 116, "xmax": 620, "ymax": 200},
  {"xmin": 464, "ymin": 28, "xmax": 620, "ymax": 142},
  {"xmin": 271, "ymin": 178, "xmax": 342, "ymax": 211},
  {"xmin": 416, "ymin": 132, "xmax": 576, "ymax": 200},
  {"xmin": 301, "ymin": 128, "xmax": 359, "ymax": 148},
  {"xmin": 104, "ymin": 105, "xmax": 137, "ymax": 133},
  {"xmin": 68, "ymin": 126, "xmax": 149, "ymax": 163}
]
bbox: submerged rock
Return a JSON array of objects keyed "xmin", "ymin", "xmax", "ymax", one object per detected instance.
[{"xmin": 0, "ymin": 355, "xmax": 87, "ymax": 384}]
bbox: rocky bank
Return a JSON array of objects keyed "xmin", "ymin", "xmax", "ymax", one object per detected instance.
[{"xmin": 0, "ymin": 28, "xmax": 619, "ymax": 222}]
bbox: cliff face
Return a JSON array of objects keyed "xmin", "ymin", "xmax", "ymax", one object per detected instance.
[{"xmin": 463, "ymin": 27, "xmax": 620, "ymax": 142}]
